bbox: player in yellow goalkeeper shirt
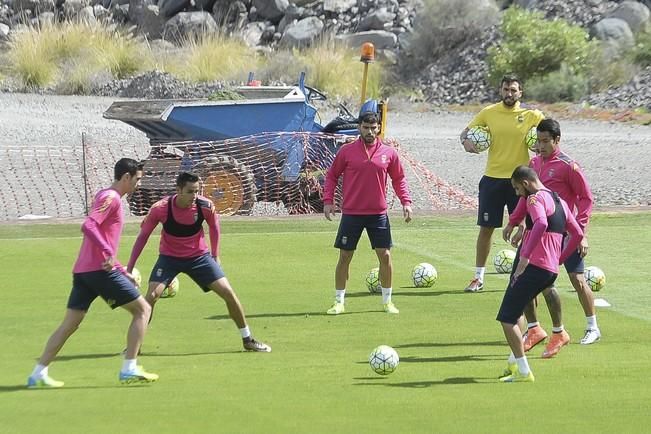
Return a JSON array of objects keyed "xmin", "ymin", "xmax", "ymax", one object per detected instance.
[{"xmin": 459, "ymin": 74, "xmax": 544, "ymax": 293}]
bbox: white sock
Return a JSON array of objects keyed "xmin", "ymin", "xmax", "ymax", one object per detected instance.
[
  {"xmin": 239, "ymin": 326, "xmax": 251, "ymax": 339},
  {"xmin": 552, "ymin": 325, "xmax": 565, "ymax": 333},
  {"xmin": 527, "ymin": 322, "xmax": 540, "ymax": 329},
  {"xmin": 31, "ymin": 364, "xmax": 47, "ymax": 379},
  {"xmin": 381, "ymin": 287, "xmax": 392, "ymax": 304},
  {"xmin": 475, "ymin": 267, "xmax": 485, "ymax": 281},
  {"xmin": 507, "ymin": 352, "xmax": 516, "ymax": 364},
  {"xmin": 335, "ymin": 289, "xmax": 346, "ymax": 304},
  {"xmin": 586, "ymin": 315, "xmax": 598, "ymax": 330},
  {"xmin": 122, "ymin": 359, "xmax": 137, "ymax": 373},
  {"xmin": 516, "ymin": 356, "xmax": 530, "ymax": 375}
]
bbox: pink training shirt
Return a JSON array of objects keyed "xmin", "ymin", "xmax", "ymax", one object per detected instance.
[
  {"xmin": 510, "ymin": 148, "xmax": 593, "ymax": 230},
  {"xmin": 519, "ymin": 190, "xmax": 583, "ymax": 273},
  {"xmin": 73, "ymin": 188, "xmax": 125, "ymax": 273},
  {"xmin": 323, "ymin": 137, "xmax": 411, "ymax": 214},
  {"xmin": 127, "ymin": 195, "xmax": 220, "ymax": 269}
]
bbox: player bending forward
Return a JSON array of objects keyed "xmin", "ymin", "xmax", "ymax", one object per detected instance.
[
  {"xmin": 497, "ymin": 166, "xmax": 582, "ymax": 383},
  {"xmin": 127, "ymin": 172, "xmax": 271, "ymax": 353}
]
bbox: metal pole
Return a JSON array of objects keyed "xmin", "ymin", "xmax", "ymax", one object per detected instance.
[
  {"xmin": 360, "ymin": 62, "xmax": 369, "ymax": 106},
  {"xmin": 81, "ymin": 132, "xmax": 89, "ymax": 216}
]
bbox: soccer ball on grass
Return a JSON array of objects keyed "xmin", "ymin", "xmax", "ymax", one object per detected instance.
[
  {"xmin": 369, "ymin": 345, "xmax": 399, "ymax": 375},
  {"xmin": 412, "ymin": 262, "xmax": 437, "ymax": 288},
  {"xmin": 584, "ymin": 266, "xmax": 606, "ymax": 292},
  {"xmin": 160, "ymin": 277, "xmax": 180, "ymax": 298},
  {"xmin": 365, "ymin": 267, "xmax": 381, "ymax": 294},
  {"xmin": 493, "ymin": 249, "xmax": 516, "ymax": 274},
  {"xmin": 466, "ymin": 126, "xmax": 492, "ymax": 152}
]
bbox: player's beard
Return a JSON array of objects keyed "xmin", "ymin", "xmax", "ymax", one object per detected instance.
[
  {"xmin": 502, "ymin": 95, "xmax": 518, "ymax": 107},
  {"xmin": 362, "ymin": 134, "xmax": 376, "ymax": 145}
]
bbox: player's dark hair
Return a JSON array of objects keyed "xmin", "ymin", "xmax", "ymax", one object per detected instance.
[
  {"xmin": 537, "ymin": 118, "xmax": 561, "ymax": 140},
  {"xmin": 511, "ymin": 165, "xmax": 538, "ymax": 183},
  {"xmin": 501, "ymin": 73, "xmax": 522, "ymax": 90},
  {"xmin": 359, "ymin": 111, "xmax": 380, "ymax": 125},
  {"xmin": 114, "ymin": 158, "xmax": 142, "ymax": 181},
  {"xmin": 176, "ymin": 171, "xmax": 200, "ymax": 188}
]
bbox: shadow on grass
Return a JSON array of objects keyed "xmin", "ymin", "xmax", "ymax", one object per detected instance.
[
  {"xmin": 399, "ymin": 354, "xmax": 504, "ymax": 363},
  {"xmin": 354, "ymin": 353, "xmax": 504, "ymax": 366},
  {"xmin": 143, "ymin": 350, "xmax": 237, "ymax": 357},
  {"xmin": 397, "ymin": 289, "xmax": 504, "ymax": 296},
  {"xmin": 393, "ymin": 341, "xmax": 505, "ymax": 348},
  {"xmin": 48, "ymin": 353, "xmax": 119, "ymax": 362},
  {"xmin": 205, "ymin": 310, "xmax": 387, "ymax": 320},
  {"xmin": 0, "ymin": 384, "xmax": 146, "ymax": 393},
  {"xmin": 352, "ymin": 377, "xmax": 490, "ymax": 387}
]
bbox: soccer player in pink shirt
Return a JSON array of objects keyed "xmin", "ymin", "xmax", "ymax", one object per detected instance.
[
  {"xmin": 323, "ymin": 111, "xmax": 413, "ymax": 315},
  {"xmin": 497, "ymin": 166, "xmax": 583, "ymax": 382},
  {"xmin": 127, "ymin": 171, "xmax": 270, "ymax": 352},
  {"xmin": 503, "ymin": 118, "xmax": 600, "ymax": 358},
  {"xmin": 28, "ymin": 158, "xmax": 158, "ymax": 388}
]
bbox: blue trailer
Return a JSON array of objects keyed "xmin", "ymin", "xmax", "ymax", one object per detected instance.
[{"xmin": 103, "ymin": 74, "xmax": 384, "ymax": 215}]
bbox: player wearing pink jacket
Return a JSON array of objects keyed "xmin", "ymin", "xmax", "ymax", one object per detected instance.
[
  {"xmin": 28, "ymin": 158, "xmax": 159, "ymax": 388},
  {"xmin": 497, "ymin": 165, "xmax": 583, "ymax": 383},
  {"xmin": 127, "ymin": 171, "xmax": 270, "ymax": 353},
  {"xmin": 323, "ymin": 112, "xmax": 412, "ymax": 315},
  {"xmin": 503, "ymin": 119, "xmax": 600, "ymax": 358}
]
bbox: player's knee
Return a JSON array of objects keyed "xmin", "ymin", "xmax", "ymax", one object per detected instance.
[
  {"xmin": 210, "ymin": 280, "xmax": 234, "ymax": 298},
  {"xmin": 338, "ymin": 250, "xmax": 354, "ymax": 264},
  {"xmin": 568, "ymin": 273, "xmax": 588, "ymax": 292},
  {"xmin": 132, "ymin": 297, "xmax": 151, "ymax": 315},
  {"xmin": 376, "ymin": 249, "xmax": 391, "ymax": 263},
  {"xmin": 146, "ymin": 290, "xmax": 159, "ymax": 302}
]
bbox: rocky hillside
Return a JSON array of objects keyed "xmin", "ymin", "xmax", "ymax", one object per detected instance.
[{"xmin": 2, "ymin": 0, "xmax": 651, "ymax": 109}]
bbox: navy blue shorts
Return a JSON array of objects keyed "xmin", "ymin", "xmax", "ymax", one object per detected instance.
[
  {"xmin": 496, "ymin": 264, "xmax": 558, "ymax": 324},
  {"xmin": 150, "ymin": 253, "xmax": 225, "ymax": 292},
  {"xmin": 563, "ymin": 249, "xmax": 584, "ymax": 274},
  {"xmin": 477, "ymin": 176, "xmax": 519, "ymax": 228},
  {"xmin": 68, "ymin": 269, "xmax": 141, "ymax": 311},
  {"xmin": 561, "ymin": 233, "xmax": 584, "ymax": 273},
  {"xmin": 334, "ymin": 214, "xmax": 392, "ymax": 251}
]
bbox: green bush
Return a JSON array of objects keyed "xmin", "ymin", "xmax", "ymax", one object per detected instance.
[
  {"xmin": 525, "ymin": 64, "xmax": 589, "ymax": 102},
  {"xmin": 632, "ymin": 30, "xmax": 651, "ymax": 67},
  {"xmin": 588, "ymin": 44, "xmax": 638, "ymax": 92},
  {"xmin": 487, "ymin": 7, "xmax": 597, "ymax": 86},
  {"xmin": 403, "ymin": 0, "xmax": 499, "ymax": 72}
]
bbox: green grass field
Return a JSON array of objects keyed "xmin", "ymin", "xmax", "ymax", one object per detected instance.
[{"xmin": 1, "ymin": 212, "xmax": 650, "ymax": 433}]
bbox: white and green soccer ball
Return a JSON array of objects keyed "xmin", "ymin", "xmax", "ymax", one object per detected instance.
[
  {"xmin": 467, "ymin": 126, "xmax": 492, "ymax": 152},
  {"xmin": 160, "ymin": 277, "xmax": 180, "ymax": 298},
  {"xmin": 412, "ymin": 262, "xmax": 437, "ymax": 288},
  {"xmin": 585, "ymin": 266, "xmax": 606, "ymax": 292},
  {"xmin": 494, "ymin": 249, "xmax": 516, "ymax": 274},
  {"xmin": 369, "ymin": 345, "xmax": 399, "ymax": 376},
  {"xmin": 365, "ymin": 267, "xmax": 381, "ymax": 294},
  {"xmin": 525, "ymin": 126, "xmax": 538, "ymax": 151},
  {"xmin": 131, "ymin": 267, "xmax": 142, "ymax": 287}
]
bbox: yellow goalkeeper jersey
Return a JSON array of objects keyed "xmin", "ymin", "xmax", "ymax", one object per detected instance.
[{"xmin": 468, "ymin": 101, "xmax": 544, "ymax": 179}]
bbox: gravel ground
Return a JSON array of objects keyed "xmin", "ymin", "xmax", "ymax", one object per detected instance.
[{"xmin": 0, "ymin": 92, "xmax": 649, "ymax": 220}]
